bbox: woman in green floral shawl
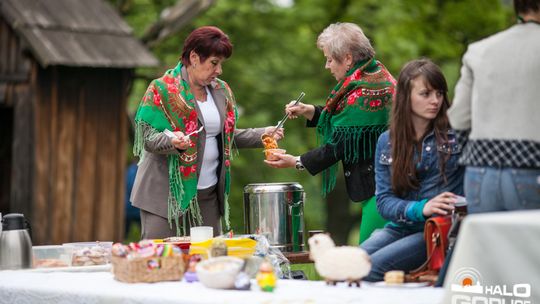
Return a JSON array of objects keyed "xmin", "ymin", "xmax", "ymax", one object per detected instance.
[
  {"xmin": 131, "ymin": 26, "xmax": 283, "ymax": 238},
  {"xmin": 265, "ymin": 23, "xmax": 395, "ymax": 241}
]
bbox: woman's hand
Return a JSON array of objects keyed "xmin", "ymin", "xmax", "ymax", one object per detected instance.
[
  {"xmin": 170, "ymin": 131, "xmax": 191, "ymax": 150},
  {"xmin": 263, "ymin": 127, "xmax": 284, "ymax": 141},
  {"xmin": 285, "ymin": 100, "xmax": 315, "ymax": 121},
  {"xmin": 264, "ymin": 153, "xmax": 296, "ymax": 168},
  {"xmin": 423, "ymin": 192, "xmax": 457, "ymax": 217}
]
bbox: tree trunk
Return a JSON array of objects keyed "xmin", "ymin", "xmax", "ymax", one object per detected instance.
[{"xmin": 141, "ymin": 0, "xmax": 216, "ymax": 47}]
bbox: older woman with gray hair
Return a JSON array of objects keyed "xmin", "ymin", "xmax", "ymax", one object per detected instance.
[{"xmin": 266, "ymin": 23, "xmax": 396, "ymax": 218}]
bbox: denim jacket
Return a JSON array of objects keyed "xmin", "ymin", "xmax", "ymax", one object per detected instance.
[{"xmin": 375, "ymin": 130, "xmax": 464, "ymax": 231}]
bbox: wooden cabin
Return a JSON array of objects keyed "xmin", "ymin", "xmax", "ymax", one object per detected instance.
[{"xmin": 0, "ymin": 0, "xmax": 158, "ymax": 244}]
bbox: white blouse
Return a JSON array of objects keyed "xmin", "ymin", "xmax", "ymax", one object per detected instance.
[{"xmin": 196, "ymin": 87, "xmax": 221, "ymax": 189}]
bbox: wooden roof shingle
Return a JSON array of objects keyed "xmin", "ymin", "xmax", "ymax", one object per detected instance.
[{"xmin": 0, "ymin": 0, "xmax": 158, "ymax": 68}]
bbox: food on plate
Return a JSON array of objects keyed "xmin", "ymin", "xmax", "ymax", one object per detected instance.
[
  {"xmin": 72, "ymin": 245, "xmax": 109, "ymax": 266},
  {"xmin": 384, "ymin": 270, "xmax": 405, "ymax": 285},
  {"xmin": 33, "ymin": 258, "xmax": 68, "ymax": 268},
  {"xmin": 32, "ymin": 245, "xmax": 72, "ymax": 268}
]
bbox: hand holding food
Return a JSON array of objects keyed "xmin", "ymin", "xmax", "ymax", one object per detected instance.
[
  {"xmin": 264, "ymin": 153, "xmax": 296, "ymax": 168},
  {"xmin": 262, "ymin": 134, "xmax": 286, "ymax": 161}
]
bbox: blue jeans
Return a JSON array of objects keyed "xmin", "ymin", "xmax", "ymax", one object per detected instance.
[
  {"xmin": 465, "ymin": 167, "xmax": 540, "ymax": 213},
  {"xmin": 360, "ymin": 226, "xmax": 426, "ymax": 282}
]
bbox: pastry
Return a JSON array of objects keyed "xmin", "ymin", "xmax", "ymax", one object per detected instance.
[
  {"xmin": 72, "ymin": 245, "xmax": 109, "ymax": 266},
  {"xmin": 384, "ymin": 270, "xmax": 405, "ymax": 285}
]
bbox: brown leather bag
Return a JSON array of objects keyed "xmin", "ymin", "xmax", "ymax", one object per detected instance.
[
  {"xmin": 407, "ymin": 215, "xmax": 452, "ymax": 283},
  {"xmin": 424, "ymin": 216, "xmax": 452, "ymax": 271}
]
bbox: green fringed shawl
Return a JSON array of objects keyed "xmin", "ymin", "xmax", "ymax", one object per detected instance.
[
  {"xmin": 317, "ymin": 57, "xmax": 396, "ymax": 196},
  {"xmin": 133, "ymin": 62, "xmax": 238, "ymax": 235}
]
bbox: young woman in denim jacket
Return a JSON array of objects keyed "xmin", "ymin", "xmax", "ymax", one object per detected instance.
[{"xmin": 360, "ymin": 59, "xmax": 464, "ymax": 282}]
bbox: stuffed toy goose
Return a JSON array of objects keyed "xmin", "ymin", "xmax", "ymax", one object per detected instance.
[{"xmin": 308, "ymin": 233, "xmax": 371, "ymax": 287}]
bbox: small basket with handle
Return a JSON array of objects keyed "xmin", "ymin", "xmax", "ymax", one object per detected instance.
[{"xmin": 112, "ymin": 254, "xmax": 185, "ymax": 283}]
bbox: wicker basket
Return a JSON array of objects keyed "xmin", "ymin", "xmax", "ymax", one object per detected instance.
[{"xmin": 112, "ymin": 255, "xmax": 185, "ymax": 283}]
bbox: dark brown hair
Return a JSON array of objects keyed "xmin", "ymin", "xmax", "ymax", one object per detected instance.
[
  {"xmin": 389, "ymin": 59, "xmax": 450, "ymax": 197},
  {"xmin": 514, "ymin": 0, "xmax": 540, "ymax": 15},
  {"xmin": 181, "ymin": 26, "xmax": 233, "ymax": 66}
]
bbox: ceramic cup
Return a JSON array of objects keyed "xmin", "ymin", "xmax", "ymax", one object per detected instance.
[{"xmin": 190, "ymin": 226, "xmax": 213, "ymax": 243}]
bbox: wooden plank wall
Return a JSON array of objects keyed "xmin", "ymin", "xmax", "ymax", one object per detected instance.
[
  {"xmin": 2, "ymin": 14, "xmax": 131, "ymax": 244},
  {"xmin": 72, "ymin": 69, "xmax": 97, "ymax": 242},
  {"xmin": 1, "ymin": 17, "xmax": 34, "ymax": 218},
  {"xmin": 33, "ymin": 65, "xmax": 53, "ymax": 244},
  {"xmin": 9, "ymin": 66, "xmax": 34, "ymax": 218},
  {"xmin": 32, "ymin": 66, "xmax": 130, "ymax": 245}
]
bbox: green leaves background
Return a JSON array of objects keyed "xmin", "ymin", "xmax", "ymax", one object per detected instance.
[{"xmin": 119, "ymin": 0, "xmax": 512, "ymax": 243}]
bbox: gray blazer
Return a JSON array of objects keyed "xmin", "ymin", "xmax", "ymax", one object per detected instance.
[{"xmin": 131, "ymin": 67, "xmax": 264, "ymax": 218}]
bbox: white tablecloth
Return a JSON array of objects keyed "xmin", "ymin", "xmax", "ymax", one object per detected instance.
[
  {"xmin": 443, "ymin": 210, "xmax": 540, "ymax": 303},
  {"xmin": 0, "ymin": 269, "xmax": 443, "ymax": 304}
]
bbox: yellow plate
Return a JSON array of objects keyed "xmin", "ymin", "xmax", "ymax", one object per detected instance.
[{"xmin": 189, "ymin": 238, "xmax": 256, "ymax": 258}]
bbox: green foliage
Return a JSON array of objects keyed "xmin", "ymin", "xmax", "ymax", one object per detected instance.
[{"xmin": 117, "ymin": 0, "xmax": 512, "ymax": 243}]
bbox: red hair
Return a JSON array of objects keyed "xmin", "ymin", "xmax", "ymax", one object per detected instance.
[{"xmin": 181, "ymin": 26, "xmax": 233, "ymax": 66}]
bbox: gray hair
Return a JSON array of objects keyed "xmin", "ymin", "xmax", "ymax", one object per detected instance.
[{"xmin": 316, "ymin": 22, "xmax": 375, "ymax": 63}]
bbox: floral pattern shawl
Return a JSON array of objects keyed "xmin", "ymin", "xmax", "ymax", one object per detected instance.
[
  {"xmin": 317, "ymin": 57, "xmax": 396, "ymax": 196},
  {"xmin": 134, "ymin": 62, "xmax": 237, "ymax": 234}
]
